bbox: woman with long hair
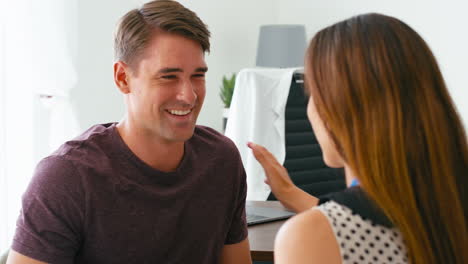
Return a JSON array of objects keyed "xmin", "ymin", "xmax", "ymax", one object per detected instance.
[{"xmin": 248, "ymin": 13, "xmax": 467, "ymax": 263}]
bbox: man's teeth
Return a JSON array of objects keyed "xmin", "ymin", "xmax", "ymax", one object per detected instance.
[{"xmin": 168, "ymin": 109, "xmax": 191, "ymax": 116}]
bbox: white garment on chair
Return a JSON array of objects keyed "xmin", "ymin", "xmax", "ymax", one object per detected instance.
[{"xmin": 225, "ymin": 67, "xmax": 302, "ymax": 201}]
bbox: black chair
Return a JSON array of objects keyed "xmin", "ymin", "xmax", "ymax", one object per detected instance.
[{"xmin": 267, "ymin": 73, "xmax": 346, "ymax": 200}]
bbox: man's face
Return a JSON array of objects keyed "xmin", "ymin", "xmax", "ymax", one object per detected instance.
[{"xmin": 125, "ymin": 31, "xmax": 207, "ymax": 144}]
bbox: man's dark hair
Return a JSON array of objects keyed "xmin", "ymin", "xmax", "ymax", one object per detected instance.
[{"xmin": 114, "ymin": 0, "xmax": 210, "ymax": 68}]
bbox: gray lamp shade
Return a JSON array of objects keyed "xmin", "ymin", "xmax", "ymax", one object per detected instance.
[{"xmin": 256, "ymin": 25, "xmax": 307, "ymax": 68}]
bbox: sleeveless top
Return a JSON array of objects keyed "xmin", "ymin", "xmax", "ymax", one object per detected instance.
[{"xmin": 316, "ymin": 187, "xmax": 408, "ymax": 263}]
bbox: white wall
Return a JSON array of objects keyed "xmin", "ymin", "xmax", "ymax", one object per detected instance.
[
  {"xmin": 277, "ymin": 0, "xmax": 468, "ymax": 126},
  {"xmin": 179, "ymin": 0, "xmax": 278, "ymax": 130},
  {"xmin": 71, "ymin": 0, "xmax": 141, "ymax": 131},
  {"xmin": 72, "ymin": 0, "xmax": 278, "ymax": 132}
]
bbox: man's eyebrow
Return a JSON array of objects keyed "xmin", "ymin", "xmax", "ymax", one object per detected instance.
[
  {"xmin": 158, "ymin": 68, "xmax": 183, "ymax": 74},
  {"xmin": 156, "ymin": 67, "xmax": 208, "ymax": 74},
  {"xmin": 195, "ymin": 67, "xmax": 208, "ymax": 73}
]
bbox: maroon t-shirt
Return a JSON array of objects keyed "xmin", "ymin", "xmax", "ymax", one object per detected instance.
[{"xmin": 12, "ymin": 123, "xmax": 248, "ymax": 263}]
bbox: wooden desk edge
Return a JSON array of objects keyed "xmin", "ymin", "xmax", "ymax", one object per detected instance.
[
  {"xmin": 250, "ymin": 250, "xmax": 274, "ymax": 262},
  {"xmin": 247, "ymin": 200, "xmax": 289, "ymax": 262}
]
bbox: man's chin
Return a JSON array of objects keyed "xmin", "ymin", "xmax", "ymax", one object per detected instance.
[{"xmin": 167, "ymin": 126, "xmax": 196, "ymax": 142}]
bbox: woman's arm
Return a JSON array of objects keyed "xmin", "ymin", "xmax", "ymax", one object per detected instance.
[{"xmin": 274, "ymin": 209, "xmax": 341, "ymax": 264}]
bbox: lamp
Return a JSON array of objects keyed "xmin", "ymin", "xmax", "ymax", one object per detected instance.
[{"xmin": 255, "ymin": 25, "xmax": 307, "ymax": 68}]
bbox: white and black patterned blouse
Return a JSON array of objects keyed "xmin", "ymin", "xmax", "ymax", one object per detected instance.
[{"xmin": 316, "ymin": 187, "xmax": 408, "ymax": 264}]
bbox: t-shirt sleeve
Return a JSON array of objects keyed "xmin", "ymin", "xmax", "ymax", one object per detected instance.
[
  {"xmin": 11, "ymin": 156, "xmax": 84, "ymax": 263},
  {"xmin": 224, "ymin": 154, "xmax": 248, "ymax": 245}
]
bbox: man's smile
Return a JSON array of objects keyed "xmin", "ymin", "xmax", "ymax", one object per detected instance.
[{"xmin": 167, "ymin": 109, "xmax": 192, "ymax": 116}]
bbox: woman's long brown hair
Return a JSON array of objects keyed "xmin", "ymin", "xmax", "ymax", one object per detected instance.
[{"xmin": 306, "ymin": 13, "xmax": 467, "ymax": 263}]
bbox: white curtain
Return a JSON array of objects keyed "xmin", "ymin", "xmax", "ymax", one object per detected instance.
[{"xmin": 0, "ymin": 0, "xmax": 79, "ymax": 251}]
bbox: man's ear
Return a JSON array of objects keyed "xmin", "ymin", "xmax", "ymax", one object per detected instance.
[{"xmin": 114, "ymin": 61, "xmax": 131, "ymax": 94}]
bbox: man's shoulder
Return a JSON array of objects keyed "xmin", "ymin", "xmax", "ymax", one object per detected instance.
[
  {"xmin": 51, "ymin": 123, "xmax": 117, "ymax": 162},
  {"xmin": 32, "ymin": 123, "xmax": 118, "ymax": 193},
  {"xmin": 193, "ymin": 125, "xmax": 226, "ymax": 139},
  {"xmin": 192, "ymin": 125, "xmax": 237, "ymax": 150}
]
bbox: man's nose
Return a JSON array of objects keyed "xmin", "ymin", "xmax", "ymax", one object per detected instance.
[{"xmin": 176, "ymin": 80, "xmax": 197, "ymax": 104}]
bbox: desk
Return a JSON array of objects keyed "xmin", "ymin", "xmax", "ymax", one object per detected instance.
[{"xmin": 247, "ymin": 201, "xmax": 289, "ymax": 262}]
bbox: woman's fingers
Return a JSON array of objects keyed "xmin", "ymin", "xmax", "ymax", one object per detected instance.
[
  {"xmin": 247, "ymin": 143, "xmax": 279, "ymax": 179},
  {"xmin": 248, "ymin": 142, "xmax": 301, "ymax": 207},
  {"xmin": 247, "ymin": 142, "xmax": 282, "ymax": 168},
  {"xmin": 247, "ymin": 142, "xmax": 289, "ymax": 184}
]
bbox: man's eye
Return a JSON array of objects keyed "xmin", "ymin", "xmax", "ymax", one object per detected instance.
[
  {"xmin": 193, "ymin": 74, "xmax": 205, "ymax": 78},
  {"xmin": 162, "ymin": 75, "xmax": 177, "ymax": 79}
]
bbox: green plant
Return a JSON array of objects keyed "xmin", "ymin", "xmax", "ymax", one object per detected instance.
[{"xmin": 219, "ymin": 73, "xmax": 236, "ymax": 108}]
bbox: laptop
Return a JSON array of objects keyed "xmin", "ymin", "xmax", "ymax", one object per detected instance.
[{"xmin": 246, "ymin": 204, "xmax": 295, "ymax": 226}]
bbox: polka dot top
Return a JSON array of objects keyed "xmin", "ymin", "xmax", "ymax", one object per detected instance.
[{"xmin": 316, "ymin": 187, "xmax": 408, "ymax": 264}]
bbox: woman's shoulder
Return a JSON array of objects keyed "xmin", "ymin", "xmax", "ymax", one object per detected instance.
[
  {"xmin": 274, "ymin": 208, "xmax": 342, "ymax": 264},
  {"xmin": 274, "ymin": 187, "xmax": 409, "ymax": 264},
  {"xmin": 316, "ymin": 200, "xmax": 408, "ymax": 263}
]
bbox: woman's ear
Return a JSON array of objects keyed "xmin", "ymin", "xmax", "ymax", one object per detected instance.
[{"xmin": 114, "ymin": 61, "xmax": 130, "ymax": 94}]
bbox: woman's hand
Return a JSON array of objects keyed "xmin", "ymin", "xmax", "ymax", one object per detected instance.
[
  {"xmin": 247, "ymin": 142, "xmax": 319, "ymax": 213},
  {"xmin": 247, "ymin": 142, "xmax": 295, "ymax": 197}
]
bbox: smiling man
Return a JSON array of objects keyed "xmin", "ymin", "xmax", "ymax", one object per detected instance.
[{"xmin": 7, "ymin": 1, "xmax": 251, "ymax": 263}]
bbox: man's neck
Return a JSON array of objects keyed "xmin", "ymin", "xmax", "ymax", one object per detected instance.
[{"xmin": 116, "ymin": 119, "xmax": 185, "ymax": 172}]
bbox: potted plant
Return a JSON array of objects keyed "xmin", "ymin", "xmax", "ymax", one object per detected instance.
[{"xmin": 219, "ymin": 73, "xmax": 236, "ymax": 131}]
